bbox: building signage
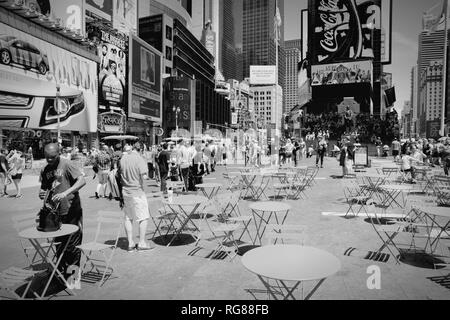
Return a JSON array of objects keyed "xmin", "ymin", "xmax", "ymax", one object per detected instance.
[
  {"xmin": 231, "ymin": 113, "xmax": 238, "ymax": 125},
  {"xmin": 138, "ymin": 14, "xmax": 163, "ymax": 52},
  {"xmin": 311, "ymin": 60, "xmax": 373, "ymax": 86},
  {"xmin": 129, "ymin": 35, "xmax": 162, "ymax": 122},
  {"xmin": 250, "ymin": 66, "xmax": 277, "ymax": 85},
  {"xmin": 312, "ymin": 0, "xmax": 381, "ymax": 64},
  {"xmin": 113, "ymin": 0, "xmax": 138, "ymax": 35},
  {"xmin": 381, "ymin": 0, "xmax": 392, "ymax": 64},
  {"xmin": 98, "ymin": 112, "xmax": 126, "ymax": 133},
  {"xmin": 204, "ymin": 29, "xmax": 216, "ymax": 58},
  {"xmin": 0, "ymin": 22, "xmax": 98, "ymax": 132}
]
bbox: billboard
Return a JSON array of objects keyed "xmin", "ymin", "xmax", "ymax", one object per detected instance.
[
  {"xmin": 250, "ymin": 66, "xmax": 276, "ymax": 85},
  {"xmin": 164, "ymin": 77, "xmax": 192, "ymax": 129},
  {"xmin": 311, "ymin": 60, "xmax": 373, "ymax": 86},
  {"xmin": 113, "ymin": 0, "xmax": 138, "ymax": 35},
  {"xmin": 301, "ymin": 9, "xmax": 308, "ymax": 61},
  {"xmin": 22, "ymin": 0, "xmax": 85, "ymax": 35},
  {"xmin": 96, "ymin": 29, "xmax": 127, "ymax": 115},
  {"xmin": 138, "ymin": 14, "xmax": 163, "ymax": 52},
  {"xmin": 311, "ymin": 0, "xmax": 382, "ymax": 64},
  {"xmin": 0, "ymin": 22, "xmax": 98, "ymax": 132},
  {"xmin": 129, "ymin": 35, "xmax": 162, "ymax": 122},
  {"xmin": 86, "ymin": 0, "xmax": 113, "ymax": 21},
  {"xmin": 381, "ymin": 0, "xmax": 392, "ymax": 64}
]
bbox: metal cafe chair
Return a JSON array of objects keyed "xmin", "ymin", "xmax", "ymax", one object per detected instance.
[
  {"xmin": 146, "ymin": 196, "xmax": 180, "ymax": 243},
  {"xmin": 432, "ymin": 175, "xmax": 450, "ymax": 207},
  {"xmin": 342, "ymin": 181, "xmax": 371, "ymax": 218},
  {"xmin": 0, "ymin": 267, "xmax": 43, "ymax": 300},
  {"xmin": 76, "ymin": 211, "xmax": 123, "ymax": 287}
]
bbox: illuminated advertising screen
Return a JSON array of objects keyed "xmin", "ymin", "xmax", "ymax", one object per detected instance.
[
  {"xmin": 0, "ymin": 22, "xmax": 98, "ymax": 132},
  {"xmin": 129, "ymin": 35, "xmax": 162, "ymax": 122},
  {"xmin": 250, "ymin": 66, "xmax": 277, "ymax": 85},
  {"xmin": 164, "ymin": 77, "xmax": 192, "ymax": 130},
  {"xmin": 86, "ymin": 0, "xmax": 113, "ymax": 21},
  {"xmin": 311, "ymin": 0, "xmax": 382, "ymax": 64},
  {"xmin": 311, "ymin": 60, "xmax": 373, "ymax": 86},
  {"xmin": 113, "ymin": 0, "xmax": 138, "ymax": 35}
]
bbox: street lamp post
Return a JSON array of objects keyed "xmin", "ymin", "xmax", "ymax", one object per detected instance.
[
  {"xmin": 56, "ymin": 84, "xmax": 61, "ymax": 145},
  {"xmin": 173, "ymin": 106, "xmax": 181, "ymax": 132}
]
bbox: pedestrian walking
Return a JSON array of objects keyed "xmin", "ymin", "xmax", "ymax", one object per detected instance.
[
  {"xmin": 94, "ymin": 145, "xmax": 112, "ymax": 199},
  {"xmin": 157, "ymin": 143, "xmax": 171, "ymax": 192},
  {"xmin": 7, "ymin": 150, "xmax": 25, "ymax": 198},
  {"xmin": 316, "ymin": 136, "xmax": 328, "ymax": 168}
]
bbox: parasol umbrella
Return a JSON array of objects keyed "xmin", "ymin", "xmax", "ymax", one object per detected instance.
[
  {"xmin": 438, "ymin": 136, "xmax": 448, "ymax": 142},
  {"xmin": 0, "ymin": 134, "xmax": 6, "ymax": 138},
  {"xmin": 102, "ymin": 135, "xmax": 139, "ymax": 141}
]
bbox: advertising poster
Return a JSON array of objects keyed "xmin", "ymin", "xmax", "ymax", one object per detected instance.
[
  {"xmin": 129, "ymin": 35, "xmax": 162, "ymax": 122},
  {"xmin": 21, "ymin": 0, "xmax": 85, "ymax": 35},
  {"xmin": 381, "ymin": 0, "xmax": 392, "ymax": 64},
  {"xmin": 113, "ymin": 0, "xmax": 137, "ymax": 35},
  {"xmin": 250, "ymin": 66, "xmax": 277, "ymax": 85},
  {"xmin": 0, "ymin": 22, "xmax": 98, "ymax": 132},
  {"xmin": 138, "ymin": 14, "xmax": 163, "ymax": 53},
  {"xmin": 164, "ymin": 77, "xmax": 191, "ymax": 130},
  {"xmin": 86, "ymin": 0, "xmax": 113, "ymax": 21},
  {"xmin": 354, "ymin": 146, "xmax": 369, "ymax": 166},
  {"xmin": 97, "ymin": 29, "xmax": 127, "ymax": 115},
  {"xmin": 312, "ymin": 0, "xmax": 381, "ymax": 64},
  {"xmin": 311, "ymin": 60, "xmax": 373, "ymax": 86}
]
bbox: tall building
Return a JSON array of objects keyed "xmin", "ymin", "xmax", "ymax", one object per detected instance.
[
  {"xmin": 139, "ymin": 0, "xmax": 193, "ymax": 27},
  {"xmin": 418, "ymin": 60, "xmax": 444, "ymax": 136},
  {"xmin": 284, "ymin": 39, "xmax": 301, "ymax": 115},
  {"xmin": 191, "ymin": 0, "xmax": 239, "ymax": 81},
  {"xmin": 410, "ymin": 66, "xmax": 419, "ymax": 136},
  {"xmin": 253, "ymin": 85, "xmax": 283, "ymax": 128},
  {"xmin": 242, "ymin": 0, "xmax": 285, "ymax": 87}
]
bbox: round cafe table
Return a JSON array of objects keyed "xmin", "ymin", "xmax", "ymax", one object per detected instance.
[
  {"xmin": 412, "ymin": 206, "xmax": 450, "ymax": 254},
  {"xmin": 248, "ymin": 201, "xmax": 291, "ymax": 246},
  {"xmin": 18, "ymin": 224, "xmax": 79, "ymax": 298},
  {"xmin": 195, "ymin": 183, "xmax": 222, "ymax": 200},
  {"xmin": 241, "ymin": 245, "xmax": 341, "ymax": 300},
  {"xmin": 163, "ymin": 195, "xmax": 208, "ymax": 246},
  {"xmin": 380, "ymin": 184, "xmax": 416, "ymax": 209}
]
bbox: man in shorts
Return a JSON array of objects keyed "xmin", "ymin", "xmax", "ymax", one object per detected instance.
[
  {"xmin": 0, "ymin": 148, "xmax": 9, "ymax": 197},
  {"xmin": 94, "ymin": 145, "xmax": 112, "ymax": 199},
  {"xmin": 119, "ymin": 145, "xmax": 154, "ymax": 252}
]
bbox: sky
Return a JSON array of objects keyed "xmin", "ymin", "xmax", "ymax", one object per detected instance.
[{"xmin": 283, "ymin": 0, "xmax": 442, "ymax": 115}]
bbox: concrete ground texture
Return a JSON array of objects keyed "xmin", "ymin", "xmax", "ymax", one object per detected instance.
[{"xmin": 0, "ymin": 155, "xmax": 449, "ymax": 300}]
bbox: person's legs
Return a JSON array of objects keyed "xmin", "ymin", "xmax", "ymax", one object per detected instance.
[
  {"xmin": 0, "ymin": 172, "xmax": 7, "ymax": 196},
  {"xmin": 160, "ymin": 172, "xmax": 168, "ymax": 192},
  {"xmin": 123, "ymin": 196, "xmax": 135, "ymax": 248},
  {"xmin": 134, "ymin": 194, "xmax": 152, "ymax": 249},
  {"xmin": 181, "ymin": 167, "xmax": 189, "ymax": 191},
  {"xmin": 13, "ymin": 176, "xmax": 22, "ymax": 197},
  {"xmin": 320, "ymin": 153, "xmax": 324, "ymax": 167}
]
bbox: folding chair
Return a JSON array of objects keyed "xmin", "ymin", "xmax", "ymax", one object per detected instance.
[
  {"xmin": 12, "ymin": 213, "xmax": 59, "ymax": 268},
  {"xmin": 146, "ymin": 197, "xmax": 180, "ymax": 243},
  {"xmin": 216, "ymin": 192, "xmax": 253, "ymax": 243},
  {"xmin": 167, "ymin": 181, "xmax": 186, "ymax": 194},
  {"xmin": 0, "ymin": 267, "xmax": 43, "ymax": 300},
  {"xmin": 342, "ymin": 181, "xmax": 371, "ymax": 218},
  {"xmin": 432, "ymin": 175, "xmax": 450, "ymax": 207},
  {"xmin": 264, "ymin": 224, "xmax": 308, "ymax": 246},
  {"xmin": 76, "ymin": 211, "xmax": 123, "ymax": 287},
  {"xmin": 222, "ymin": 172, "xmax": 241, "ymax": 192}
]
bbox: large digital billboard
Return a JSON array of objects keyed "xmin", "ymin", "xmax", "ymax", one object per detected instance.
[
  {"xmin": 311, "ymin": 60, "xmax": 373, "ymax": 86},
  {"xmin": 164, "ymin": 77, "xmax": 192, "ymax": 130},
  {"xmin": 113, "ymin": 0, "xmax": 138, "ymax": 35},
  {"xmin": 0, "ymin": 22, "xmax": 98, "ymax": 132},
  {"xmin": 311, "ymin": 0, "xmax": 382, "ymax": 64},
  {"xmin": 86, "ymin": 0, "xmax": 113, "ymax": 21},
  {"xmin": 250, "ymin": 66, "xmax": 277, "ymax": 85},
  {"xmin": 129, "ymin": 35, "xmax": 162, "ymax": 122},
  {"xmin": 381, "ymin": 0, "xmax": 392, "ymax": 64}
]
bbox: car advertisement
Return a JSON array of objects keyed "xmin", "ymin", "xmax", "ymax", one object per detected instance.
[
  {"xmin": 0, "ymin": 22, "xmax": 98, "ymax": 132},
  {"xmin": 129, "ymin": 35, "xmax": 162, "ymax": 122},
  {"xmin": 96, "ymin": 29, "xmax": 127, "ymax": 115},
  {"xmin": 311, "ymin": 60, "xmax": 373, "ymax": 86},
  {"xmin": 311, "ymin": 0, "xmax": 382, "ymax": 64},
  {"xmin": 112, "ymin": 0, "xmax": 137, "ymax": 35}
]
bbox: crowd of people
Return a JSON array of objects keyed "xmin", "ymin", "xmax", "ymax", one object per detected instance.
[{"xmin": 302, "ymin": 109, "xmax": 400, "ymax": 144}]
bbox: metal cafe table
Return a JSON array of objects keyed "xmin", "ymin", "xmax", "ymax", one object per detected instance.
[
  {"xmin": 195, "ymin": 183, "xmax": 222, "ymax": 200},
  {"xmin": 241, "ymin": 245, "xmax": 341, "ymax": 300},
  {"xmin": 379, "ymin": 184, "xmax": 416, "ymax": 209},
  {"xmin": 163, "ymin": 195, "xmax": 208, "ymax": 246},
  {"xmin": 18, "ymin": 224, "xmax": 79, "ymax": 298},
  {"xmin": 248, "ymin": 202, "xmax": 291, "ymax": 246},
  {"xmin": 412, "ymin": 206, "xmax": 450, "ymax": 254},
  {"xmin": 240, "ymin": 172, "xmax": 272, "ymax": 200}
]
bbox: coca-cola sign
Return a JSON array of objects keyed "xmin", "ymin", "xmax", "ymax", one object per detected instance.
[{"xmin": 312, "ymin": 0, "xmax": 381, "ymax": 64}]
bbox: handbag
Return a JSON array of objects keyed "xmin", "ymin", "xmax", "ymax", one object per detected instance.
[{"xmin": 37, "ymin": 189, "xmax": 62, "ymax": 232}]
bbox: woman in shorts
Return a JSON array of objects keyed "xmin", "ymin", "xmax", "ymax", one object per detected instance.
[{"xmin": 7, "ymin": 150, "xmax": 25, "ymax": 198}]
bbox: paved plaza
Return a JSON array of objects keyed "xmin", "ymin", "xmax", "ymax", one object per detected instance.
[{"xmin": 0, "ymin": 156, "xmax": 449, "ymax": 300}]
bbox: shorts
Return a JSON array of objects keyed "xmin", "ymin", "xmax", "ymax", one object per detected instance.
[
  {"xmin": 285, "ymin": 152, "xmax": 292, "ymax": 158},
  {"xmin": 123, "ymin": 194, "xmax": 150, "ymax": 222},
  {"xmin": 98, "ymin": 170, "xmax": 110, "ymax": 184},
  {"xmin": 12, "ymin": 173, "xmax": 22, "ymax": 180},
  {"xmin": 392, "ymin": 150, "xmax": 399, "ymax": 156}
]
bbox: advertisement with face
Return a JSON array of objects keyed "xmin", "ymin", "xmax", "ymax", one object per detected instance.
[
  {"xmin": 0, "ymin": 22, "xmax": 98, "ymax": 132},
  {"xmin": 86, "ymin": 0, "xmax": 113, "ymax": 21},
  {"xmin": 311, "ymin": 60, "xmax": 372, "ymax": 86},
  {"xmin": 129, "ymin": 35, "xmax": 162, "ymax": 122},
  {"xmin": 113, "ymin": 0, "xmax": 137, "ymax": 35},
  {"xmin": 97, "ymin": 29, "xmax": 127, "ymax": 114},
  {"xmin": 312, "ymin": 0, "xmax": 381, "ymax": 64},
  {"xmin": 23, "ymin": 0, "xmax": 85, "ymax": 35}
]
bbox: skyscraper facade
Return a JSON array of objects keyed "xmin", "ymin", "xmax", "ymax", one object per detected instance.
[
  {"xmin": 242, "ymin": 0, "xmax": 285, "ymax": 87},
  {"xmin": 284, "ymin": 39, "xmax": 301, "ymax": 115}
]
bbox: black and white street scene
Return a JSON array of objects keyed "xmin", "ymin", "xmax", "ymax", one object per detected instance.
[{"xmin": 1, "ymin": 0, "xmax": 450, "ymax": 305}]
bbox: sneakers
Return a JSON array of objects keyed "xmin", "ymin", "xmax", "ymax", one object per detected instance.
[
  {"xmin": 127, "ymin": 244, "xmax": 136, "ymax": 252},
  {"xmin": 95, "ymin": 192, "xmax": 100, "ymax": 199}
]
